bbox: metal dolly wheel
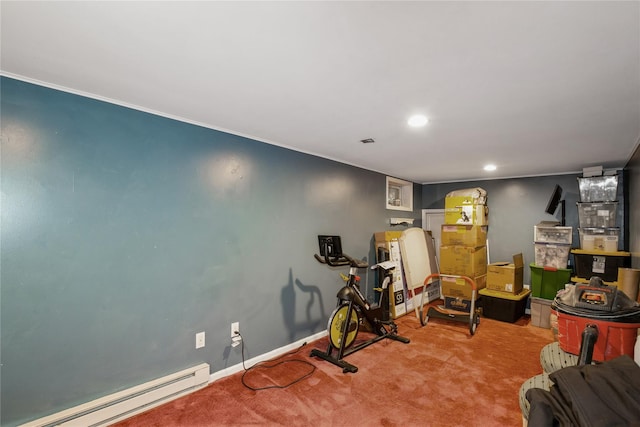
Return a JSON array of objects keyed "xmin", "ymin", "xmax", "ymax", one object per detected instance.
[{"xmin": 418, "ymin": 273, "xmax": 481, "ymax": 336}]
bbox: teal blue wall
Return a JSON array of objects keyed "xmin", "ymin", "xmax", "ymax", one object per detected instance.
[
  {"xmin": 0, "ymin": 77, "xmax": 422, "ymax": 426},
  {"xmin": 3, "ymin": 75, "xmax": 628, "ymax": 426}
]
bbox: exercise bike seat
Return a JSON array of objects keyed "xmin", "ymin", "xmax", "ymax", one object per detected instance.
[{"xmin": 371, "ymin": 260, "xmax": 396, "ymax": 271}]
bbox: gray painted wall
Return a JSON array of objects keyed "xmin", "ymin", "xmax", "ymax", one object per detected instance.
[
  {"xmin": 0, "ymin": 77, "xmax": 421, "ymax": 426},
  {"xmin": 422, "ymin": 173, "xmax": 625, "ymax": 285}
]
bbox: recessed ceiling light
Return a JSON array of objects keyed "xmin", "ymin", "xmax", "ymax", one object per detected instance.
[
  {"xmin": 408, "ymin": 114, "xmax": 429, "ymax": 127},
  {"xmin": 484, "ymin": 164, "xmax": 497, "ymax": 172}
]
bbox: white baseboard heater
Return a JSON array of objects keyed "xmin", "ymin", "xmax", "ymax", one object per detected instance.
[{"xmin": 21, "ymin": 363, "xmax": 210, "ymax": 427}]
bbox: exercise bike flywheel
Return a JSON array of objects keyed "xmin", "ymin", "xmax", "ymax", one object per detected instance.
[{"xmin": 328, "ymin": 303, "xmax": 359, "ymax": 349}]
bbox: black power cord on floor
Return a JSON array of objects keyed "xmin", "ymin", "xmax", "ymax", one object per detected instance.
[{"xmin": 235, "ymin": 332, "xmax": 317, "ymax": 391}]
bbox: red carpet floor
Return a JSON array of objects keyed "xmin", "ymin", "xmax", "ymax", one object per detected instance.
[{"xmin": 114, "ymin": 309, "xmax": 553, "ymax": 427}]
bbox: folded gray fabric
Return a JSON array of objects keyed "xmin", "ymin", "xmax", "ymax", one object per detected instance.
[{"xmin": 526, "ymin": 355, "xmax": 640, "ymax": 427}]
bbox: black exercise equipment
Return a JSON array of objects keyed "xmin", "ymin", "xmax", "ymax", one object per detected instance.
[{"xmin": 310, "ymin": 235, "xmax": 410, "ymax": 373}]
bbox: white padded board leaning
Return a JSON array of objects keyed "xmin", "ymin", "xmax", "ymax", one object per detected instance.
[{"xmin": 398, "ymin": 227, "xmax": 439, "ymax": 319}]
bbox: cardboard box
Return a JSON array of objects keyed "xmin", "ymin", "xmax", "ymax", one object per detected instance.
[
  {"xmin": 421, "ymin": 280, "xmax": 442, "ymax": 304},
  {"xmin": 443, "ymin": 296, "xmax": 478, "ymax": 313},
  {"xmin": 389, "ymin": 280, "xmax": 407, "ymax": 318},
  {"xmin": 374, "ymin": 231, "xmax": 404, "ymax": 256},
  {"xmin": 479, "ymin": 288, "xmax": 530, "ymax": 323},
  {"xmin": 441, "ymin": 224, "xmax": 488, "ymax": 248},
  {"xmin": 487, "ymin": 253, "xmax": 524, "ymax": 294},
  {"xmin": 444, "ymin": 203, "xmax": 489, "ymax": 226},
  {"xmin": 440, "ymin": 274, "xmax": 486, "ymax": 299},
  {"xmin": 407, "ymin": 279, "xmax": 441, "ymax": 312},
  {"xmin": 374, "ymin": 231, "xmax": 403, "ymax": 245},
  {"xmin": 388, "ymin": 240, "xmax": 408, "ymax": 318},
  {"xmin": 373, "ymin": 232, "xmax": 409, "ymax": 318},
  {"xmin": 445, "ymin": 187, "xmax": 487, "ymax": 205},
  {"xmin": 444, "ymin": 188, "xmax": 488, "ymax": 225},
  {"xmin": 439, "ymin": 245, "xmax": 487, "ymax": 277}
]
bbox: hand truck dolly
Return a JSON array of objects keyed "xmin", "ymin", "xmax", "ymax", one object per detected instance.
[{"xmin": 418, "ymin": 273, "xmax": 481, "ymax": 336}]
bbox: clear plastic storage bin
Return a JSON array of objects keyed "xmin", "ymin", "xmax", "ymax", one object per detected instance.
[
  {"xmin": 577, "ymin": 175, "xmax": 618, "ymax": 202},
  {"xmin": 534, "ymin": 242, "xmax": 570, "ymax": 269},
  {"xmin": 577, "ymin": 202, "xmax": 618, "ymax": 228},
  {"xmin": 534, "ymin": 225, "xmax": 572, "ymax": 245},
  {"xmin": 579, "ymin": 227, "xmax": 619, "ymax": 252}
]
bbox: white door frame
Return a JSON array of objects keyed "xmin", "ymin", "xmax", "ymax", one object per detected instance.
[{"xmin": 422, "ymin": 209, "xmax": 445, "ymax": 265}]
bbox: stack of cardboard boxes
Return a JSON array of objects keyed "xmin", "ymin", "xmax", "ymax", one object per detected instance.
[{"xmin": 439, "ymin": 188, "xmax": 488, "ymax": 312}]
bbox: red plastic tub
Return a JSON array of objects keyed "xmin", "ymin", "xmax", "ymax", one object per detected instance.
[{"xmin": 553, "ymin": 307, "xmax": 640, "ymax": 362}]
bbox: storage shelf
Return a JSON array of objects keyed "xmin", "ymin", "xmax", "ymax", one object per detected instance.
[{"xmin": 570, "ymin": 249, "xmax": 630, "ymax": 257}]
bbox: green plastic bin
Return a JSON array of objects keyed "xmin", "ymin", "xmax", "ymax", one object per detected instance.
[{"xmin": 530, "ymin": 263, "xmax": 572, "ymax": 300}]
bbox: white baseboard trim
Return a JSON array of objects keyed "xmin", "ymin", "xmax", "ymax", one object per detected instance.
[
  {"xmin": 20, "ymin": 364, "xmax": 210, "ymax": 427},
  {"xmin": 209, "ymin": 330, "xmax": 328, "ymax": 383}
]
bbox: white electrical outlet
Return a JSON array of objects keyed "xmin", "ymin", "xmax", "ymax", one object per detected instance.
[
  {"xmin": 231, "ymin": 322, "xmax": 239, "ymax": 338},
  {"xmin": 195, "ymin": 331, "xmax": 205, "ymax": 349}
]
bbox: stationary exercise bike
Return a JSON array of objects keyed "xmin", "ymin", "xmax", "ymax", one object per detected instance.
[{"xmin": 310, "ymin": 235, "xmax": 410, "ymax": 373}]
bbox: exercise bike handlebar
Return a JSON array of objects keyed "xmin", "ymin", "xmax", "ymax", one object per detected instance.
[{"xmin": 314, "ymin": 251, "xmax": 368, "ymax": 269}]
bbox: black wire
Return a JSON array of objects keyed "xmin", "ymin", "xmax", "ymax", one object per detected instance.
[{"xmin": 236, "ymin": 332, "xmax": 317, "ymax": 391}]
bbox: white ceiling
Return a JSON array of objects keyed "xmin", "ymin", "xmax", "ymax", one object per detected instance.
[{"xmin": 2, "ymin": 1, "xmax": 639, "ymax": 184}]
